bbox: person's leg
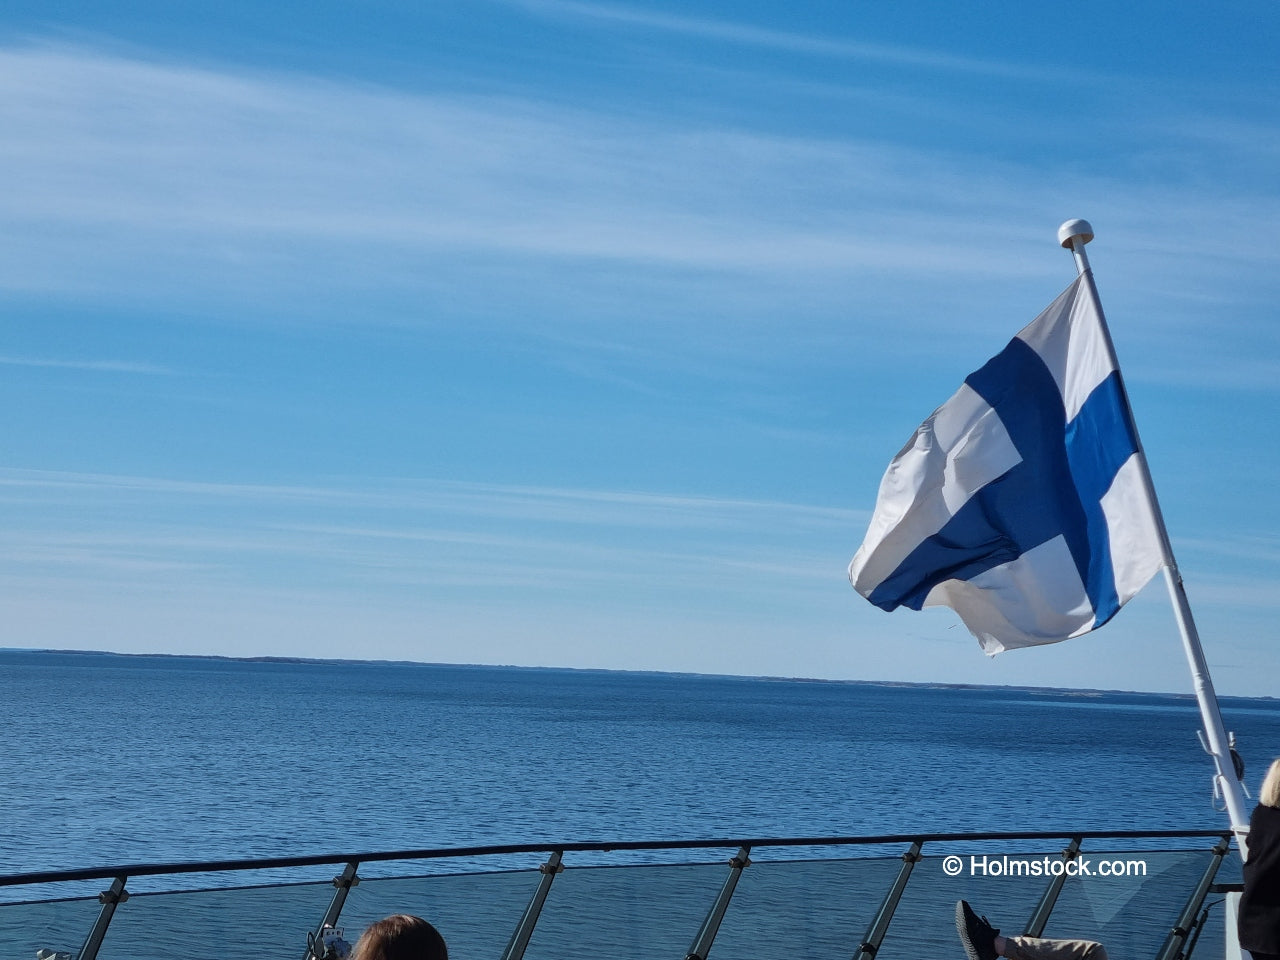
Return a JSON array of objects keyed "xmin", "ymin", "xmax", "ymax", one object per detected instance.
[
  {"xmin": 957, "ymin": 902, "xmax": 1107, "ymax": 960},
  {"xmin": 1001, "ymin": 935, "xmax": 1108, "ymax": 960}
]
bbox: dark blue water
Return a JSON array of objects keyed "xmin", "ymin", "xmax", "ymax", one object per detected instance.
[{"xmin": 3, "ymin": 649, "xmax": 1279, "ymax": 876}]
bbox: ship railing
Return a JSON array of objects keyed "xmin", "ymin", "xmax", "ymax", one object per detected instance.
[{"xmin": 0, "ymin": 828, "xmax": 1238, "ymax": 960}]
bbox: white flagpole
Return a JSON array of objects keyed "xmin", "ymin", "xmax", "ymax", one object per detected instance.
[{"xmin": 1058, "ymin": 219, "xmax": 1251, "ymax": 846}]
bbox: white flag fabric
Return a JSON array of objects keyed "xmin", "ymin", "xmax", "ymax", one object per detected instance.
[{"xmin": 848, "ymin": 276, "xmax": 1165, "ymax": 654}]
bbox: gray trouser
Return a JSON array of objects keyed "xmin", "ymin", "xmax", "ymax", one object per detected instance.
[{"xmin": 1003, "ymin": 935, "xmax": 1109, "ymax": 960}]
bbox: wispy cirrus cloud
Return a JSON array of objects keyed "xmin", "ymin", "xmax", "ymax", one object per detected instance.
[
  {"xmin": 0, "ymin": 354, "xmax": 173, "ymax": 374},
  {"xmin": 0, "ymin": 42, "xmax": 1013, "ymax": 284},
  {"xmin": 0, "ymin": 468, "xmax": 854, "ymax": 606},
  {"xmin": 0, "ymin": 41, "xmax": 1188, "ymax": 314},
  {"xmin": 500, "ymin": 0, "xmax": 1063, "ymax": 81},
  {"xmin": 0, "ymin": 467, "xmax": 864, "ymax": 529},
  {"xmin": 0, "ymin": 42, "xmax": 1276, "ymax": 375},
  {"xmin": 0, "ymin": 46, "xmax": 1262, "ymax": 280}
]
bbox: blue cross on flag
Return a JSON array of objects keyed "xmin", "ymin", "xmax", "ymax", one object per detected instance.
[{"xmin": 849, "ymin": 276, "xmax": 1165, "ymax": 654}]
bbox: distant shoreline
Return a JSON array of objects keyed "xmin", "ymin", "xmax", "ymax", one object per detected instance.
[{"xmin": 3, "ymin": 645, "xmax": 1274, "ymax": 703}]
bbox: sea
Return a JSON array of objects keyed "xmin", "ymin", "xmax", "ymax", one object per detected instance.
[
  {"xmin": 4, "ymin": 648, "xmax": 1278, "ymax": 875},
  {"xmin": 3, "ymin": 648, "xmax": 1279, "ymax": 959}
]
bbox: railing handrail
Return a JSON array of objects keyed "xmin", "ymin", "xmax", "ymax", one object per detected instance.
[{"xmin": 0, "ymin": 827, "xmax": 1231, "ymax": 888}]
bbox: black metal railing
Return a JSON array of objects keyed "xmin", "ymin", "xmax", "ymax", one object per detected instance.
[{"xmin": 0, "ymin": 829, "xmax": 1238, "ymax": 960}]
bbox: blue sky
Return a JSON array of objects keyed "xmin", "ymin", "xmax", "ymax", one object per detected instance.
[{"xmin": 2, "ymin": 1, "xmax": 1279, "ymax": 694}]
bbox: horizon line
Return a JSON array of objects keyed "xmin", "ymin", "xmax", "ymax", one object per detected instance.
[{"xmin": 5, "ymin": 645, "xmax": 1272, "ymax": 702}]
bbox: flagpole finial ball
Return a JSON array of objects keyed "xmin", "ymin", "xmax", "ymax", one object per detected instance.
[{"xmin": 1058, "ymin": 219, "xmax": 1094, "ymax": 249}]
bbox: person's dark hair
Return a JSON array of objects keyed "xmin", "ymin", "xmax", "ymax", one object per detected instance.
[{"xmin": 351, "ymin": 915, "xmax": 447, "ymax": 960}]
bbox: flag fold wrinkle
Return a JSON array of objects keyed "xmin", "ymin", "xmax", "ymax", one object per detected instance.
[{"xmin": 848, "ymin": 276, "xmax": 1164, "ymax": 654}]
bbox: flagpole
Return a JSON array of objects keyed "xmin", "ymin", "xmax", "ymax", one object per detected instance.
[{"xmin": 1058, "ymin": 219, "xmax": 1251, "ymax": 846}]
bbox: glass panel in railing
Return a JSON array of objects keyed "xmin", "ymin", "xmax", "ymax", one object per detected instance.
[
  {"xmin": 0, "ymin": 896, "xmax": 101, "ymax": 960},
  {"xmin": 519, "ymin": 861, "xmax": 730, "ymax": 960},
  {"xmin": 712, "ymin": 855, "xmax": 904, "ymax": 960},
  {"xmin": 1038, "ymin": 848, "xmax": 1226, "ymax": 960},
  {"xmin": 1217, "ymin": 846, "xmax": 1244, "ymax": 887},
  {"xmin": 873, "ymin": 850, "xmax": 1050, "ymax": 960},
  {"xmin": 92, "ymin": 879, "xmax": 335, "ymax": 960},
  {"xmin": 336, "ymin": 870, "xmax": 542, "ymax": 959}
]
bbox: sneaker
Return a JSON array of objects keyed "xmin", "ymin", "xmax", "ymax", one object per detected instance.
[{"xmin": 956, "ymin": 900, "xmax": 999, "ymax": 960}]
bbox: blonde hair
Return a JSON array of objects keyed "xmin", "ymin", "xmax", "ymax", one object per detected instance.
[
  {"xmin": 1261, "ymin": 759, "xmax": 1280, "ymax": 809},
  {"xmin": 351, "ymin": 915, "xmax": 447, "ymax": 960}
]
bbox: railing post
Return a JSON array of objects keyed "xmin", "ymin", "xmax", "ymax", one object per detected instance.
[
  {"xmin": 684, "ymin": 845, "xmax": 751, "ymax": 960},
  {"xmin": 1153, "ymin": 836, "xmax": 1231, "ymax": 960},
  {"xmin": 76, "ymin": 875, "xmax": 128, "ymax": 960},
  {"xmin": 1181, "ymin": 904, "xmax": 1212, "ymax": 960},
  {"xmin": 305, "ymin": 860, "xmax": 361, "ymax": 959},
  {"xmin": 852, "ymin": 840, "xmax": 923, "ymax": 960},
  {"xmin": 500, "ymin": 850, "xmax": 563, "ymax": 960},
  {"xmin": 1023, "ymin": 837, "xmax": 1082, "ymax": 937}
]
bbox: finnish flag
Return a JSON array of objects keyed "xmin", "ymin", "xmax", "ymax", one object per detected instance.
[{"xmin": 849, "ymin": 276, "xmax": 1165, "ymax": 654}]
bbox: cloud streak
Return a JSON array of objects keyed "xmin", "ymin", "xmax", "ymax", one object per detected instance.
[
  {"xmin": 0, "ymin": 467, "xmax": 863, "ymax": 526},
  {"xmin": 0, "ymin": 467, "xmax": 853, "ymax": 611},
  {"xmin": 4, "ymin": 41, "xmax": 1273, "ymax": 314},
  {"xmin": 502, "ymin": 0, "xmax": 1064, "ymax": 81},
  {"xmin": 0, "ymin": 354, "xmax": 173, "ymax": 374}
]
